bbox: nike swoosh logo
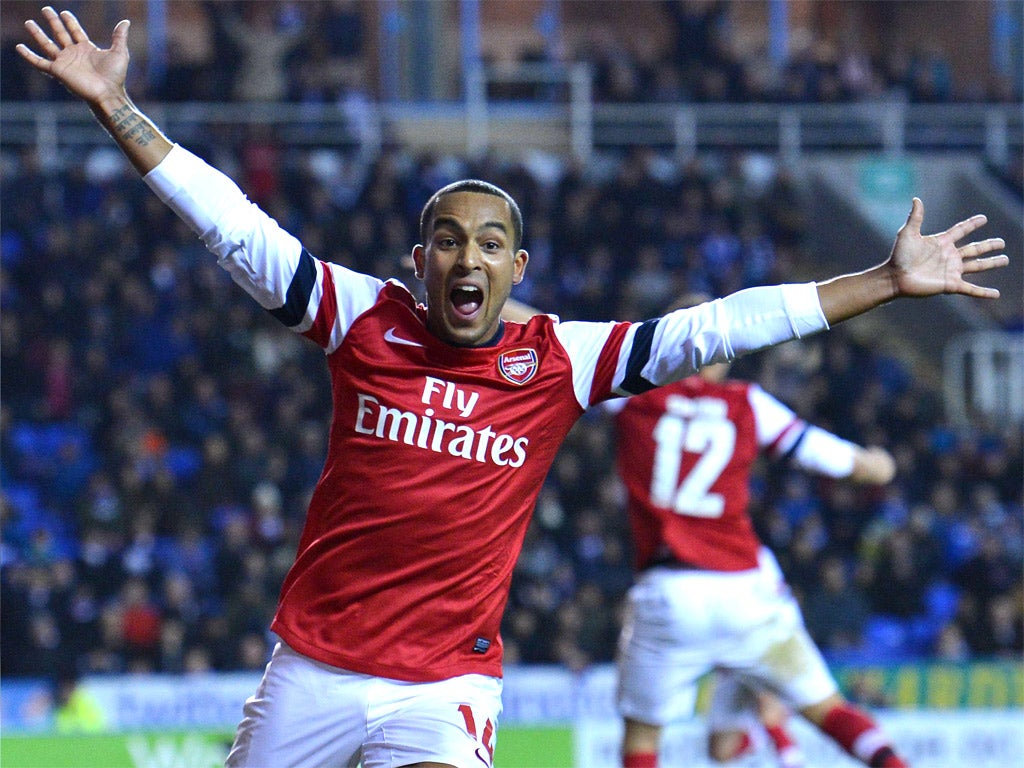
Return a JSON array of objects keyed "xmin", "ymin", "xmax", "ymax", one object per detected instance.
[{"xmin": 384, "ymin": 327, "xmax": 425, "ymax": 348}]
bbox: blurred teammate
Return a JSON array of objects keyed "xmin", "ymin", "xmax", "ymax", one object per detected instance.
[
  {"xmin": 510, "ymin": 287, "xmax": 908, "ymax": 767},
  {"xmin": 610, "ymin": 328, "xmax": 907, "ymax": 768},
  {"xmin": 18, "ymin": 8, "xmax": 1007, "ymax": 768}
]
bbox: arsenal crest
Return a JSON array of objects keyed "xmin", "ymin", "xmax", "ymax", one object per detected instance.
[{"xmin": 498, "ymin": 348, "xmax": 538, "ymax": 385}]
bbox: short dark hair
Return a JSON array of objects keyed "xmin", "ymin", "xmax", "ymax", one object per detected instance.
[{"xmin": 419, "ymin": 179, "xmax": 524, "ymax": 251}]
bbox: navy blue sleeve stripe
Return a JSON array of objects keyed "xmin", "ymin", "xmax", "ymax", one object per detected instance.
[
  {"xmin": 621, "ymin": 319, "xmax": 659, "ymax": 394},
  {"xmin": 268, "ymin": 248, "xmax": 316, "ymax": 327},
  {"xmin": 779, "ymin": 425, "xmax": 809, "ymax": 464}
]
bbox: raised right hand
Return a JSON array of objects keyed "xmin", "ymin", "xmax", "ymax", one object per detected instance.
[{"xmin": 17, "ymin": 6, "xmax": 130, "ymax": 106}]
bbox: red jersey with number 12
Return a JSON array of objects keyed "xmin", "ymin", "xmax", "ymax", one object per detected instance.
[{"xmin": 615, "ymin": 377, "xmax": 803, "ymax": 572}]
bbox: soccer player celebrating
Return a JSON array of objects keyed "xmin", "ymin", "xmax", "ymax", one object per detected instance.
[
  {"xmin": 610, "ymin": 351, "xmax": 907, "ymax": 768},
  {"xmin": 18, "ymin": 8, "xmax": 1007, "ymax": 768}
]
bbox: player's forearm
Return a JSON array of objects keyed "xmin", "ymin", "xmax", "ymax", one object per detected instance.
[
  {"xmin": 88, "ymin": 90, "xmax": 173, "ymax": 175},
  {"xmin": 816, "ymin": 264, "xmax": 899, "ymax": 326}
]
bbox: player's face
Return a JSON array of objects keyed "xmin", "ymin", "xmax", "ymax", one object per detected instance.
[{"xmin": 413, "ymin": 191, "xmax": 528, "ymax": 347}]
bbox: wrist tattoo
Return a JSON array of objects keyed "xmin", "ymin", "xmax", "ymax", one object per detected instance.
[{"xmin": 109, "ymin": 104, "xmax": 157, "ymax": 146}]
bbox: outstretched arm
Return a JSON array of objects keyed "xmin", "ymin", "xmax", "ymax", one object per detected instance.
[
  {"xmin": 753, "ymin": 385, "xmax": 896, "ymax": 485},
  {"xmin": 817, "ymin": 197, "xmax": 1007, "ymax": 323},
  {"xmin": 510, "ymin": 193, "xmax": 1008, "ymax": 335},
  {"xmin": 17, "ymin": 6, "xmax": 171, "ymax": 174}
]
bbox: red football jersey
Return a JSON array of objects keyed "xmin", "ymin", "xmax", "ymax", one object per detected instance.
[
  {"xmin": 271, "ymin": 280, "xmax": 625, "ymax": 681},
  {"xmin": 614, "ymin": 377, "xmax": 804, "ymax": 572}
]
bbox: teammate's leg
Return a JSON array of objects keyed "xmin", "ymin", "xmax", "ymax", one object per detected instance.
[
  {"xmin": 622, "ymin": 717, "xmax": 661, "ymax": 768},
  {"xmin": 706, "ymin": 673, "xmax": 803, "ymax": 767},
  {"xmin": 616, "ymin": 569, "xmax": 709, "ymax": 768},
  {"xmin": 706, "ymin": 672, "xmax": 761, "ymax": 763},
  {"xmin": 800, "ymin": 694, "xmax": 909, "ymax": 768},
  {"xmin": 742, "ymin": 550, "xmax": 910, "ymax": 768},
  {"xmin": 756, "ymin": 690, "xmax": 804, "ymax": 768}
]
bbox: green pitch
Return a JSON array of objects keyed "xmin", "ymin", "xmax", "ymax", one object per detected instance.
[{"xmin": 0, "ymin": 726, "xmax": 575, "ymax": 768}]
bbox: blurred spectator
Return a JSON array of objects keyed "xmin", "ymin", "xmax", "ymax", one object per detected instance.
[
  {"xmin": 803, "ymin": 556, "xmax": 870, "ymax": 650},
  {"xmin": 982, "ymin": 592, "xmax": 1024, "ymax": 659},
  {"xmin": 954, "ymin": 531, "xmax": 1019, "ymax": 608},
  {"xmin": 119, "ymin": 577, "xmax": 163, "ymax": 669},
  {"xmin": 932, "ymin": 621, "xmax": 971, "ymax": 662},
  {"xmin": 53, "ymin": 674, "xmax": 106, "ymax": 733},
  {"xmin": 158, "ymin": 0, "xmax": 220, "ymax": 101},
  {"xmin": 218, "ymin": 2, "xmax": 303, "ymax": 102},
  {"xmin": 865, "ymin": 527, "xmax": 929, "ymax": 619}
]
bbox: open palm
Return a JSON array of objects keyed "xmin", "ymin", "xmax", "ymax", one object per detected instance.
[
  {"xmin": 890, "ymin": 198, "xmax": 1007, "ymax": 299},
  {"xmin": 17, "ymin": 7, "xmax": 129, "ymax": 104}
]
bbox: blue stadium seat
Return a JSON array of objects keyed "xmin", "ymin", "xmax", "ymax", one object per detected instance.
[
  {"xmin": 165, "ymin": 446, "xmax": 202, "ymax": 480},
  {"xmin": 925, "ymin": 581, "xmax": 961, "ymax": 623},
  {"xmin": 862, "ymin": 615, "xmax": 916, "ymax": 660}
]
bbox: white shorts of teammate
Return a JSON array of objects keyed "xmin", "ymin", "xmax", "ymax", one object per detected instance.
[
  {"xmin": 226, "ymin": 642, "xmax": 502, "ymax": 768},
  {"xmin": 617, "ymin": 548, "xmax": 837, "ymax": 726}
]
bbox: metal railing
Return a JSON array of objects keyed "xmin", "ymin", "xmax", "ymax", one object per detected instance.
[
  {"xmin": 944, "ymin": 331, "xmax": 1024, "ymax": 427},
  {"xmin": 2, "ymin": 73, "xmax": 1021, "ymax": 166}
]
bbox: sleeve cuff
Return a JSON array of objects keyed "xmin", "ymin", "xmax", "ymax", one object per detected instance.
[{"xmin": 781, "ymin": 282, "xmax": 829, "ymax": 338}]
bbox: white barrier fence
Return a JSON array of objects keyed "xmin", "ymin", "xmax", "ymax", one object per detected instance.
[
  {"xmin": 3, "ymin": 664, "xmax": 1022, "ymax": 767},
  {"xmin": 576, "ymin": 711, "xmax": 1024, "ymax": 768}
]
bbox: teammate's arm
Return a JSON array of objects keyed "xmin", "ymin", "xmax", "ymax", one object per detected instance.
[
  {"xmin": 751, "ymin": 385, "xmax": 895, "ymax": 485},
  {"xmin": 789, "ymin": 427, "xmax": 895, "ymax": 485},
  {"xmin": 501, "ymin": 297, "xmax": 550, "ymax": 323}
]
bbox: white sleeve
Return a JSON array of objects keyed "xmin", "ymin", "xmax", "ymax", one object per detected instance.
[
  {"xmin": 551, "ymin": 319, "xmax": 625, "ymax": 408},
  {"xmin": 608, "ymin": 283, "xmax": 828, "ymax": 394},
  {"xmin": 143, "ymin": 144, "xmax": 305, "ymax": 308},
  {"xmin": 748, "ymin": 384, "xmax": 803, "ymax": 450},
  {"xmin": 548, "ymin": 283, "xmax": 827, "ymax": 407},
  {"xmin": 143, "ymin": 144, "xmax": 383, "ymax": 351},
  {"xmin": 601, "ymin": 397, "xmax": 627, "ymax": 416},
  {"xmin": 748, "ymin": 384, "xmax": 857, "ymax": 477},
  {"xmin": 790, "ymin": 425, "xmax": 857, "ymax": 478}
]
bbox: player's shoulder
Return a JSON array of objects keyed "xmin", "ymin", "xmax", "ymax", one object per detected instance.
[
  {"xmin": 684, "ymin": 376, "xmax": 752, "ymax": 397},
  {"xmin": 378, "ymin": 279, "xmax": 419, "ymax": 309},
  {"xmin": 720, "ymin": 378, "xmax": 755, "ymax": 397},
  {"xmin": 501, "ymin": 311, "xmax": 559, "ymax": 340}
]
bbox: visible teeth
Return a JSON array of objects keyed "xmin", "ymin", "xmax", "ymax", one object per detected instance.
[{"xmin": 452, "ymin": 286, "xmax": 482, "ymax": 314}]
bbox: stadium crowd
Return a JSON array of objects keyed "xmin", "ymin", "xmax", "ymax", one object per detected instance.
[
  {"xmin": 3, "ymin": 0, "xmax": 1019, "ymax": 106},
  {"xmin": 2, "ymin": 133, "xmax": 1021, "ymax": 683},
  {"xmin": 1, "ymin": 0, "xmax": 1021, "ymax": 691}
]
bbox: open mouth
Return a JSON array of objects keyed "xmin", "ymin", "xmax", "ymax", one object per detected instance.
[{"xmin": 450, "ymin": 285, "xmax": 483, "ymax": 319}]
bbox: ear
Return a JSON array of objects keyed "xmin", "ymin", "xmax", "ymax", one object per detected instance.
[
  {"xmin": 511, "ymin": 249, "xmax": 529, "ymax": 285},
  {"xmin": 411, "ymin": 244, "xmax": 425, "ymax": 279}
]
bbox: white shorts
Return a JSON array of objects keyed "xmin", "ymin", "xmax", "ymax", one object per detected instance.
[
  {"xmin": 226, "ymin": 642, "xmax": 502, "ymax": 768},
  {"xmin": 617, "ymin": 550, "xmax": 837, "ymax": 726}
]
